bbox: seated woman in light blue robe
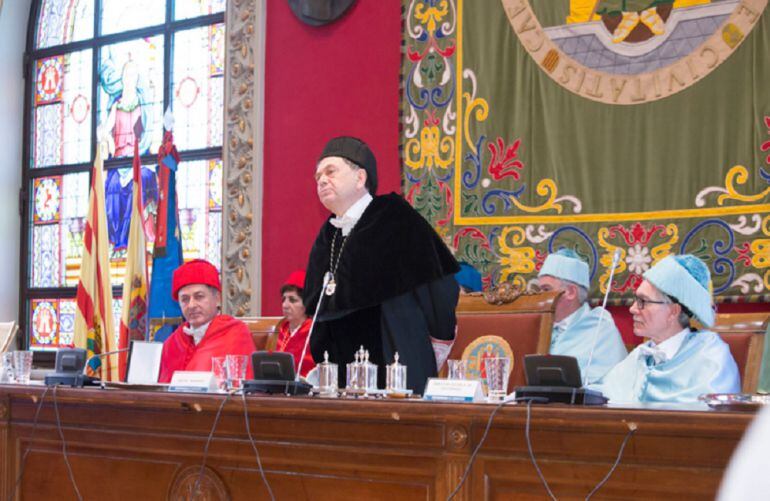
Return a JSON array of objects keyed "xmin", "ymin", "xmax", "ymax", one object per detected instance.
[
  {"xmin": 590, "ymin": 254, "xmax": 740, "ymax": 403},
  {"xmin": 538, "ymin": 249, "xmax": 627, "ymax": 384}
]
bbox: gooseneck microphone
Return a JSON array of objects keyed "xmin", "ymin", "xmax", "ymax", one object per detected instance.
[
  {"xmin": 295, "ymin": 272, "xmax": 332, "ymax": 380},
  {"xmin": 582, "ymin": 248, "xmax": 622, "ymax": 387},
  {"xmin": 84, "ymin": 347, "xmax": 131, "ymax": 376}
]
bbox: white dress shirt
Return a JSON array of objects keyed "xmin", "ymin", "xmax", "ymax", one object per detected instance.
[
  {"xmin": 183, "ymin": 321, "xmax": 211, "ymax": 345},
  {"xmin": 330, "ymin": 192, "xmax": 373, "ymax": 236}
]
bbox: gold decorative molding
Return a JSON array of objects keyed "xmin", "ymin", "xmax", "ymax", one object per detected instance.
[{"xmin": 222, "ymin": 0, "xmax": 266, "ymax": 316}]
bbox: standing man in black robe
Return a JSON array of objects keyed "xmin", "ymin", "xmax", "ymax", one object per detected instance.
[{"xmin": 304, "ymin": 136, "xmax": 459, "ymax": 394}]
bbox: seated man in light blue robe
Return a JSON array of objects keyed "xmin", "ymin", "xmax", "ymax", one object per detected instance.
[
  {"xmin": 537, "ymin": 249, "xmax": 626, "ymax": 384},
  {"xmin": 591, "ymin": 254, "xmax": 740, "ymax": 403}
]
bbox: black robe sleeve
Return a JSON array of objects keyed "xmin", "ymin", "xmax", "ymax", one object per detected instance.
[{"xmin": 379, "ymin": 275, "xmax": 459, "ymax": 394}]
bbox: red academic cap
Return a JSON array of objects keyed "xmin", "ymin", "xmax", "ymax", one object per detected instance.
[
  {"xmin": 284, "ymin": 270, "xmax": 306, "ymax": 289},
  {"xmin": 172, "ymin": 259, "xmax": 221, "ymax": 300}
]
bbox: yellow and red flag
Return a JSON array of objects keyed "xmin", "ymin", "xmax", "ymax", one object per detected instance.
[
  {"xmin": 117, "ymin": 140, "xmax": 150, "ymax": 380},
  {"xmin": 74, "ymin": 142, "xmax": 118, "ymax": 381}
]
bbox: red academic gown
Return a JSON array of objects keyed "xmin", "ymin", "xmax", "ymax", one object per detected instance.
[
  {"xmin": 276, "ymin": 317, "xmax": 316, "ymax": 377},
  {"xmin": 158, "ymin": 315, "xmax": 256, "ymax": 383}
]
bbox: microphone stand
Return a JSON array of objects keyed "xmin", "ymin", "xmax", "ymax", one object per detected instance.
[
  {"xmin": 582, "ymin": 248, "xmax": 622, "ymax": 387},
  {"xmin": 296, "ymin": 272, "xmax": 332, "ymax": 381}
]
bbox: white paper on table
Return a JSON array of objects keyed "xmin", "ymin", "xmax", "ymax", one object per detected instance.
[{"xmin": 126, "ymin": 341, "xmax": 164, "ymax": 384}]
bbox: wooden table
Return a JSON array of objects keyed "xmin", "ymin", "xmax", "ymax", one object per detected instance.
[{"xmin": 0, "ymin": 385, "xmax": 755, "ymax": 500}]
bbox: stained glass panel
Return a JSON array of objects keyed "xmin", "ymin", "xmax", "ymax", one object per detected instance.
[
  {"xmin": 36, "ymin": 0, "xmax": 94, "ymax": 49},
  {"xmin": 30, "ymin": 299, "xmax": 60, "ymax": 350},
  {"xmin": 32, "ymin": 225, "xmax": 61, "ymax": 288},
  {"xmin": 177, "ymin": 159, "xmax": 222, "ymax": 267},
  {"xmin": 208, "ymin": 159, "xmax": 222, "ymax": 210},
  {"xmin": 33, "ymin": 50, "xmax": 93, "ymax": 168},
  {"xmin": 112, "ymin": 297, "xmax": 123, "ymax": 346},
  {"xmin": 175, "ymin": 0, "xmax": 226, "ymax": 20},
  {"xmin": 59, "ymin": 299, "xmax": 76, "ymax": 346},
  {"xmin": 62, "ymin": 172, "xmax": 90, "ymax": 286},
  {"xmin": 33, "ymin": 176, "xmax": 62, "ymax": 223},
  {"xmin": 100, "ymin": 0, "xmax": 165, "ymax": 36},
  {"xmin": 172, "ymin": 24, "xmax": 225, "ymax": 150},
  {"xmin": 30, "ymin": 172, "xmax": 90, "ymax": 287},
  {"xmin": 98, "ymin": 37, "xmax": 164, "ymax": 159}
]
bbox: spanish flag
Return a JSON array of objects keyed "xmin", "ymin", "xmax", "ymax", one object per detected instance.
[
  {"xmin": 117, "ymin": 140, "xmax": 150, "ymax": 380},
  {"xmin": 74, "ymin": 142, "xmax": 118, "ymax": 381}
]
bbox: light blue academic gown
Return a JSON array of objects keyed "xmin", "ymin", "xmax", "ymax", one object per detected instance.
[
  {"xmin": 591, "ymin": 330, "xmax": 740, "ymax": 403},
  {"xmin": 549, "ymin": 303, "xmax": 627, "ymax": 384}
]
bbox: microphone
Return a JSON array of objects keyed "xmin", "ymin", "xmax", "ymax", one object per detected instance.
[
  {"xmin": 582, "ymin": 248, "xmax": 622, "ymax": 387},
  {"xmin": 295, "ymin": 272, "xmax": 333, "ymax": 380},
  {"xmin": 84, "ymin": 347, "xmax": 131, "ymax": 376}
]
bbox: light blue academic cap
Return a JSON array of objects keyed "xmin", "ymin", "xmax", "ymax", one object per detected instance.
[
  {"xmin": 643, "ymin": 254, "xmax": 715, "ymax": 327},
  {"xmin": 538, "ymin": 249, "xmax": 590, "ymax": 289}
]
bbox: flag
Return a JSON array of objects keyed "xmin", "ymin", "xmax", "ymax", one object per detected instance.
[
  {"xmin": 74, "ymin": 142, "xmax": 118, "ymax": 381},
  {"xmin": 117, "ymin": 140, "xmax": 150, "ymax": 380},
  {"xmin": 148, "ymin": 129, "xmax": 184, "ymax": 342}
]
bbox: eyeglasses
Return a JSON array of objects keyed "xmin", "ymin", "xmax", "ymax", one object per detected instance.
[{"xmin": 633, "ymin": 296, "xmax": 670, "ymax": 310}]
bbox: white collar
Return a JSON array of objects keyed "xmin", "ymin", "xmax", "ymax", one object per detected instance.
[
  {"xmin": 183, "ymin": 321, "xmax": 211, "ymax": 345},
  {"xmin": 553, "ymin": 302, "xmax": 588, "ymax": 333},
  {"xmin": 650, "ymin": 327, "xmax": 689, "ymax": 361},
  {"xmin": 330, "ymin": 192, "xmax": 373, "ymax": 236}
]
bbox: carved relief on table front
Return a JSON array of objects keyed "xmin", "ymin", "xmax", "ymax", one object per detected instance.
[
  {"xmin": 168, "ymin": 465, "xmax": 230, "ymax": 501},
  {"xmin": 447, "ymin": 424, "xmax": 469, "ymax": 450}
]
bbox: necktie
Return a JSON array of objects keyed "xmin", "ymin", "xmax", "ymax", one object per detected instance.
[
  {"xmin": 329, "ymin": 215, "xmax": 357, "ymax": 236},
  {"xmin": 638, "ymin": 343, "xmax": 668, "ymax": 366}
]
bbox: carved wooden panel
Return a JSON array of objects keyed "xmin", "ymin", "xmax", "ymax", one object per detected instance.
[{"xmin": 0, "ymin": 386, "xmax": 754, "ymax": 500}]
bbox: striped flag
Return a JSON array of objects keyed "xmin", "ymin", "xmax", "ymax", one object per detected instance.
[
  {"xmin": 148, "ymin": 128, "xmax": 184, "ymax": 342},
  {"xmin": 117, "ymin": 140, "xmax": 150, "ymax": 380},
  {"xmin": 74, "ymin": 142, "xmax": 118, "ymax": 381}
]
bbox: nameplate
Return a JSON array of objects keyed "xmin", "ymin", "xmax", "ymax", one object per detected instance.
[
  {"xmin": 168, "ymin": 371, "xmax": 218, "ymax": 393},
  {"xmin": 422, "ymin": 378, "xmax": 484, "ymax": 403}
]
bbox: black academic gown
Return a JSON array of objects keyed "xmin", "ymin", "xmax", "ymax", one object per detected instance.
[{"xmin": 304, "ymin": 193, "xmax": 460, "ymax": 394}]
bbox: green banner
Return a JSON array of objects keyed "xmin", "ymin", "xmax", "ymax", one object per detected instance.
[{"xmin": 402, "ymin": 0, "xmax": 770, "ymax": 301}]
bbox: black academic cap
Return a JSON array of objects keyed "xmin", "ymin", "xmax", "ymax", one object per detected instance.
[
  {"xmin": 287, "ymin": 0, "xmax": 355, "ymax": 27},
  {"xmin": 318, "ymin": 136, "xmax": 377, "ymax": 195}
]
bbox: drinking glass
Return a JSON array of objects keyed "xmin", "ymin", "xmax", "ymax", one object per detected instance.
[
  {"xmin": 11, "ymin": 351, "xmax": 33, "ymax": 385},
  {"xmin": 447, "ymin": 359, "xmax": 466, "ymax": 380},
  {"xmin": 211, "ymin": 356, "xmax": 228, "ymax": 392},
  {"xmin": 225, "ymin": 354, "xmax": 248, "ymax": 390},
  {"xmin": 484, "ymin": 357, "xmax": 511, "ymax": 402}
]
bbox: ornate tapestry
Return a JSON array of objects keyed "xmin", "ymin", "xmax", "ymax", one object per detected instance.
[{"xmin": 401, "ymin": 0, "xmax": 770, "ymax": 302}]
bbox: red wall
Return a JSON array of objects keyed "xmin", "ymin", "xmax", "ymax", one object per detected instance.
[
  {"xmin": 262, "ymin": 2, "xmax": 402, "ymax": 314},
  {"xmin": 260, "ymin": 2, "xmax": 769, "ymax": 340}
]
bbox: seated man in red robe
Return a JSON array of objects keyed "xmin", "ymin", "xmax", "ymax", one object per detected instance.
[{"xmin": 158, "ymin": 259, "xmax": 256, "ymax": 383}]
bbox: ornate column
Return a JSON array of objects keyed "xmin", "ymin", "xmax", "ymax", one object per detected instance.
[{"xmin": 222, "ymin": 0, "xmax": 266, "ymax": 316}]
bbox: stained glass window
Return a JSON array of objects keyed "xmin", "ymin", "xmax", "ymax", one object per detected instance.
[
  {"xmin": 30, "ymin": 172, "xmax": 89, "ymax": 288},
  {"xmin": 35, "ymin": 0, "xmax": 94, "ymax": 49},
  {"xmin": 33, "ymin": 49, "xmax": 93, "ymax": 168},
  {"xmin": 172, "ymin": 24, "xmax": 224, "ymax": 150},
  {"xmin": 24, "ymin": 1, "xmax": 226, "ymax": 351},
  {"xmin": 99, "ymin": 37, "xmax": 165, "ymax": 159},
  {"xmin": 175, "ymin": 0, "xmax": 225, "ymax": 21},
  {"xmin": 100, "ymin": 0, "xmax": 165, "ymax": 36}
]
